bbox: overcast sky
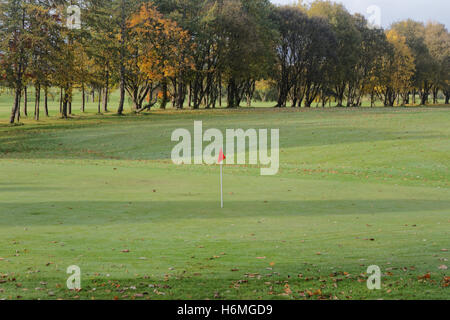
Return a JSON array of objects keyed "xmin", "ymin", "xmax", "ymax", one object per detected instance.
[{"xmin": 271, "ymin": 0, "xmax": 449, "ymax": 29}]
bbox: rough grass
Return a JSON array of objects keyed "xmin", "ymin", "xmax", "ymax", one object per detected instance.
[{"xmin": 0, "ymin": 91, "xmax": 449, "ymax": 300}]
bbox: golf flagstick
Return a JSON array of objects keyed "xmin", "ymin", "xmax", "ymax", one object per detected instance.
[{"xmin": 218, "ymin": 149, "xmax": 226, "ymax": 208}]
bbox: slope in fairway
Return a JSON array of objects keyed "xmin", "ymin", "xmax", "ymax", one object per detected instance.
[{"xmin": 0, "ymin": 107, "xmax": 449, "ymax": 300}]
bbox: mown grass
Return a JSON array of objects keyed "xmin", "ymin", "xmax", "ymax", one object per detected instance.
[{"xmin": 0, "ymin": 90, "xmax": 449, "ymax": 300}]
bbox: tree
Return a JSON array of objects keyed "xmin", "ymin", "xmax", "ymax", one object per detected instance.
[
  {"xmin": 392, "ymin": 20, "xmax": 434, "ymax": 105},
  {"xmin": 0, "ymin": 0, "xmax": 29, "ymax": 123},
  {"xmin": 272, "ymin": 6, "xmax": 309, "ymax": 108},
  {"xmin": 424, "ymin": 22, "xmax": 450, "ymax": 104},
  {"xmin": 127, "ymin": 2, "xmax": 193, "ymax": 111},
  {"xmin": 87, "ymin": 0, "xmax": 146, "ymax": 114},
  {"xmin": 272, "ymin": 5, "xmax": 336, "ymax": 108},
  {"xmin": 218, "ymin": 0, "xmax": 275, "ymax": 108},
  {"xmin": 308, "ymin": 0, "xmax": 362, "ymax": 107},
  {"xmin": 347, "ymin": 14, "xmax": 386, "ymax": 107},
  {"xmin": 379, "ymin": 30, "xmax": 415, "ymax": 106},
  {"xmin": 26, "ymin": 2, "xmax": 64, "ymax": 119}
]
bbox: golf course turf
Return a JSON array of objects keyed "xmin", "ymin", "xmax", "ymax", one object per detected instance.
[{"xmin": 0, "ymin": 96, "xmax": 449, "ymax": 300}]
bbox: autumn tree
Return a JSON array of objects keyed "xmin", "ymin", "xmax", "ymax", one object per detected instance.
[
  {"xmin": 127, "ymin": 2, "xmax": 193, "ymax": 110},
  {"xmin": 308, "ymin": 0, "xmax": 362, "ymax": 107},
  {"xmin": 424, "ymin": 22, "xmax": 450, "ymax": 104},
  {"xmin": 391, "ymin": 20, "xmax": 434, "ymax": 105},
  {"xmin": 0, "ymin": 0, "xmax": 29, "ymax": 123},
  {"xmin": 379, "ymin": 30, "xmax": 415, "ymax": 106}
]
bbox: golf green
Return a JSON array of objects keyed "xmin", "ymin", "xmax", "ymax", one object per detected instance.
[{"xmin": 0, "ymin": 102, "xmax": 449, "ymax": 300}]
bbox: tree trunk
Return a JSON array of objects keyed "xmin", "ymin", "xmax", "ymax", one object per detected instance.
[
  {"xmin": 188, "ymin": 82, "xmax": 192, "ymax": 108},
  {"xmin": 103, "ymin": 69, "xmax": 109, "ymax": 112},
  {"xmin": 10, "ymin": 87, "xmax": 21, "ymax": 124},
  {"xmin": 59, "ymin": 88, "xmax": 63, "ymax": 113},
  {"xmin": 432, "ymin": 88, "xmax": 438, "ymax": 104},
  {"xmin": 44, "ymin": 87, "xmax": 49, "ymax": 117},
  {"xmin": 98, "ymin": 88, "xmax": 102, "ymax": 114},
  {"xmin": 218, "ymin": 73, "xmax": 222, "ymax": 108},
  {"xmin": 176, "ymin": 78, "xmax": 185, "ymax": 109},
  {"xmin": 420, "ymin": 91, "xmax": 428, "ymax": 105},
  {"xmin": 16, "ymin": 90, "xmax": 21, "ymax": 122},
  {"xmin": 23, "ymin": 86, "xmax": 28, "ymax": 116},
  {"xmin": 81, "ymin": 84, "xmax": 86, "ymax": 112},
  {"xmin": 227, "ymin": 78, "xmax": 237, "ymax": 108},
  {"xmin": 276, "ymin": 67, "xmax": 289, "ymax": 108},
  {"xmin": 161, "ymin": 79, "xmax": 168, "ymax": 110},
  {"xmin": 62, "ymin": 89, "xmax": 69, "ymax": 118},
  {"xmin": 117, "ymin": 0, "xmax": 126, "ymax": 115},
  {"xmin": 34, "ymin": 84, "xmax": 40, "ymax": 121}
]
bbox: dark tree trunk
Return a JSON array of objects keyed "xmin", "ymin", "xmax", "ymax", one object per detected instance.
[
  {"xmin": 10, "ymin": 83, "xmax": 22, "ymax": 124},
  {"xmin": 227, "ymin": 78, "xmax": 237, "ymax": 108},
  {"xmin": 59, "ymin": 88, "xmax": 63, "ymax": 113},
  {"xmin": 23, "ymin": 86, "xmax": 28, "ymax": 116},
  {"xmin": 117, "ymin": 0, "xmax": 126, "ymax": 115},
  {"xmin": 276, "ymin": 65, "xmax": 290, "ymax": 108},
  {"xmin": 103, "ymin": 69, "xmax": 109, "ymax": 112},
  {"xmin": 34, "ymin": 84, "xmax": 40, "ymax": 121},
  {"xmin": 420, "ymin": 92, "xmax": 428, "ymax": 105},
  {"xmin": 44, "ymin": 87, "xmax": 49, "ymax": 117},
  {"xmin": 432, "ymin": 88, "xmax": 438, "ymax": 104},
  {"xmin": 188, "ymin": 81, "xmax": 192, "ymax": 108},
  {"xmin": 161, "ymin": 79, "xmax": 168, "ymax": 110},
  {"xmin": 218, "ymin": 73, "xmax": 222, "ymax": 108},
  {"xmin": 62, "ymin": 89, "xmax": 69, "ymax": 119},
  {"xmin": 81, "ymin": 84, "xmax": 86, "ymax": 112},
  {"xmin": 176, "ymin": 78, "xmax": 185, "ymax": 109},
  {"xmin": 292, "ymin": 97, "xmax": 297, "ymax": 108},
  {"xmin": 118, "ymin": 70, "xmax": 126, "ymax": 114},
  {"xmin": 16, "ymin": 93, "xmax": 21, "ymax": 122},
  {"xmin": 98, "ymin": 88, "xmax": 102, "ymax": 114}
]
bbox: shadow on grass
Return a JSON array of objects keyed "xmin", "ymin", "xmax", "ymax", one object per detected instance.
[
  {"xmin": 1, "ymin": 199, "xmax": 449, "ymax": 226},
  {"xmin": 0, "ymin": 123, "xmax": 445, "ymax": 161}
]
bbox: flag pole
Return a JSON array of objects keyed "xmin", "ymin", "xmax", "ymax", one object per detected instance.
[
  {"xmin": 218, "ymin": 148, "xmax": 226, "ymax": 209},
  {"xmin": 220, "ymin": 162, "xmax": 223, "ymax": 209}
]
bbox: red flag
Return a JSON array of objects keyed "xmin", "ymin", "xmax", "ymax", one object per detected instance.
[{"xmin": 218, "ymin": 149, "xmax": 226, "ymax": 164}]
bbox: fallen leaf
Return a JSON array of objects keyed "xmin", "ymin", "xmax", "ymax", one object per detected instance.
[
  {"xmin": 418, "ymin": 273, "xmax": 431, "ymax": 280},
  {"xmin": 284, "ymin": 284, "xmax": 292, "ymax": 295}
]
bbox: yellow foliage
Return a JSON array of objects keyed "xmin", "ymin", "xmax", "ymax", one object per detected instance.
[
  {"xmin": 128, "ymin": 3, "xmax": 194, "ymax": 82},
  {"xmin": 384, "ymin": 30, "xmax": 416, "ymax": 93}
]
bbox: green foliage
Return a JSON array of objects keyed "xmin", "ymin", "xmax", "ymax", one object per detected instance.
[{"xmin": 0, "ymin": 0, "xmax": 449, "ymax": 123}]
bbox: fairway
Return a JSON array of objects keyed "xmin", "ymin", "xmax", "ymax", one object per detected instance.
[{"xmin": 0, "ymin": 101, "xmax": 449, "ymax": 300}]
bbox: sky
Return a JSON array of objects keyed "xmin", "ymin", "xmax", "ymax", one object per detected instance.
[{"xmin": 271, "ymin": 0, "xmax": 450, "ymax": 29}]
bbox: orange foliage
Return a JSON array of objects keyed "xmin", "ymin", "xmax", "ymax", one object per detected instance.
[{"xmin": 128, "ymin": 3, "xmax": 194, "ymax": 82}]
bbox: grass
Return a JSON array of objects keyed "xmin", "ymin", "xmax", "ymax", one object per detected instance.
[{"xmin": 0, "ymin": 90, "xmax": 449, "ymax": 300}]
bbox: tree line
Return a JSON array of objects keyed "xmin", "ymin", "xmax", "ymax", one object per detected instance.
[{"xmin": 1, "ymin": 0, "xmax": 449, "ymax": 124}]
